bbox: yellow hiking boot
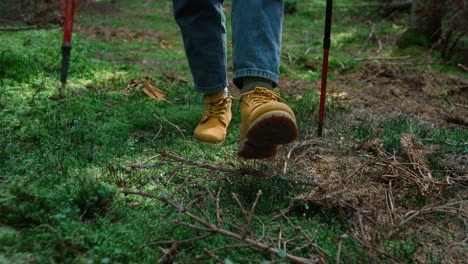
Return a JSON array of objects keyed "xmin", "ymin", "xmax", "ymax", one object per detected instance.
[
  {"xmin": 238, "ymin": 87, "xmax": 297, "ymax": 159},
  {"xmin": 194, "ymin": 92, "xmax": 232, "ymax": 145}
]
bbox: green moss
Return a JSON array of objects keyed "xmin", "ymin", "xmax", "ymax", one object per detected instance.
[{"xmin": 0, "ymin": 1, "xmax": 465, "ymax": 263}]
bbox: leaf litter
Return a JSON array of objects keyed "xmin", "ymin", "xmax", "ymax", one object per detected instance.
[
  {"xmin": 257, "ymin": 63, "xmax": 467, "ymax": 261},
  {"xmin": 123, "ymin": 132, "xmax": 466, "ymax": 262},
  {"xmin": 265, "ymin": 131, "xmax": 467, "ymax": 262},
  {"xmin": 279, "ymin": 63, "xmax": 468, "ymax": 128},
  {"xmin": 123, "ymin": 77, "xmax": 167, "ymax": 101},
  {"xmin": 338, "ymin": 63, "xmax": 468, "ymax": 128}
]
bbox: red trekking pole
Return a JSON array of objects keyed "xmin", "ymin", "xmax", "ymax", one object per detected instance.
[
  {"xmin": 318, "ymin": 0, "xmax": 333, "ymax": 137},
  {"xmin": 61, "ymin": 0, "xmax": 76, "ymax": 88}
]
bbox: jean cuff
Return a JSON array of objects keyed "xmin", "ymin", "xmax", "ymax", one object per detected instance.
[
  {"xmin": 195, "ymin": 80, "xmax": 228, "ymax": 94},
  {"xmin": 233, "ymin": 68, "xmax": 279, "ymax": 89}
]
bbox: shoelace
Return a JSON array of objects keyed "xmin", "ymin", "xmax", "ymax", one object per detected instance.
[
  {"xmin": 206, "ymin": 97, "xmax": 230, "ymax": 119},
  {"xmin": 241, "ymin": 87, "xmax": 284, "ymax": 110}
]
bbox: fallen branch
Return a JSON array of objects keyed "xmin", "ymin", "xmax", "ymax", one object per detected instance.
[
  {"xmin": 353, "ymin": 55, "xmax": 411, "ymax": 61},
  {"xmin": 159, "ymin": 150, "xmax": 242, "ymax": 174},
  {"xmin": 163, "ymin": 72, "xmax": 189, "ymax": 84},
  {"xmin": 458, "ymin": 64, "xmax": 468, "ymax": 72},
  {"xmin": 159, "ymin": 151, "xmax": 320, "ymax": 186},
  {"xmin": 386, "ymin": 200, "xmax": 467, "ymax": 239},
  {"xmin": 129, "ymin": 161, "xmax": 170, "ymax": 169},
  {"xmin": 303, "ymin": 1, "xmax": 413, "ymax": 10},
  {"xmin": 123, "ymin": 185, "xmax": 322, "ymax": 264},
  {"xmin": 140, "ymin": 233, "xmax": 212, "ymax": 248},
  {"xmin": 453, "ymin": 103, "xmax": 468, "ymax": 109},
  {"xmin": 335, "ymin": 234, "xmax": 348, "ymax": 264},
  {"xmin": 0, "ymin": 26, "xmax": 37, "ymax": 31},
  {"xmin": 153, "ymin": 115, "xmax": 186, "ymax": 139},
  {"xmin": 357, "ymin": 21, "xmax": 377, "ymax": 55}
]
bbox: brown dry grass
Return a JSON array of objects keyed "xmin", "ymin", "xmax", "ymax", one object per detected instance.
[
  {"xmin": 253, "ymin": 63, "xmax": 467, "ymax": 261},
  {"xmin": 266, "ymin": 132, "xmax": 467, "ymax": 262},
  {"xmin": 341, "ymin": 63, "xmax": 468, "ymax": 128},
  {"xmin": 277, "ymin": 63, "xmax": 468, "ymax": 129}
]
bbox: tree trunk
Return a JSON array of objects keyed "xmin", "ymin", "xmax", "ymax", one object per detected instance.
[
  {"xmin": 408, "ymin": 0, "xmax": 467, "ymax": 61},
  {"xmin": 411, "ymin": 0, "xmax": 444, "ymax": 41}
]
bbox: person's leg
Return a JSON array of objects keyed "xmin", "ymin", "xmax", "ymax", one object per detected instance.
[
  {"xmin": 231, "ymin": 0, "xmax": 283, "ymax": 90},
  {"xmin": 232, "ymin": 0, "xmax": 297, "ymax": 159},
  {"xmin": 173, "ymin": 0, "xmax": 231, "ymax": 144},
  {"xmin": 173, "ymin": 0, "xmax": 228, "ymax": 94}
]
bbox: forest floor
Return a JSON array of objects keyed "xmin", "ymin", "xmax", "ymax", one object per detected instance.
[{"xmin": 1, "ymin": 0, "xmax": 467, "ymax": 263}]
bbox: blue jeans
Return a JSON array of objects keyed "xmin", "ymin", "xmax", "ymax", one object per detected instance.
[{"xmin": 173, "ymin": 0, "xmax": 284, "ymax": 93}]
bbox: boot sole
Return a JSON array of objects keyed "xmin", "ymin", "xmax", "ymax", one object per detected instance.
[
  {"xmin": 238, "ymin": 111, "xmax": 297, "ymax": 159},
  {"xmin": 237, "ymin": 140, "xmax": 278, "ymax": 159}
]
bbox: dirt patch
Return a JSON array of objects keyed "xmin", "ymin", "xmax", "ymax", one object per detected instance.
[
  {"xmin": 77, "ymin": 0, "xmax": 118, "ymax": 14},
  {"xmin": 279, "ymin": 78, "xmax": 319, "ymax": 95},
  {"xmin": 0, "ymin": 0, "xmax": 61, "ymax": 27},
  {"xmin": 77, "ymin": 25, "xmax": 165, "ymax": 41},
  {"xmin": 76, "ymin": 24, "xmax": 185, "ymax": 74},
  {"xmin": 337, "ymin": 63, "xmax": 468, "ymax": 128},
  {"xmin": 277, "ymin": 63, "xmax": 468, "ymax": 129}
]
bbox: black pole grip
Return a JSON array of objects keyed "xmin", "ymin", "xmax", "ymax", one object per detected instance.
[
  {"xmin": 317, "ymin": 121, "xmax": 324, "ymax": 137},
  {"xmin": 323, "ymin": 0, "xmax": 333, "ymax": 50},
  {"xmin": 61, "ymin": 45, "xmax": 72, "ymax": 85}
]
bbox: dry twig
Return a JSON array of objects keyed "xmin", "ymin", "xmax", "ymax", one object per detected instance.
[
  {"xmin": 0, "ymin": 26, "xmax": 38, "ymax": 31},
  {"xmin": 353, "ymin": 55, "xmax": 411, "ymax": 61},
  {"xmin": 159, "ymin": 151, "xmax": 320, "ymax": 186},
  {"xmin": 123, "ymin": 181, "xmax": 322, "ymax": 264}
]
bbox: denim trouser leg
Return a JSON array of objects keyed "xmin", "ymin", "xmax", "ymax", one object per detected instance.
[
  {"xmin": 172, "ymin": 0, "xmax": 284, "ymax": 92},
  {"xmin": 173, "ymin": 0, "xmax": 228, "ymax": 93},
  {"xmin": 232, "ymin": 0, "xmax": 284, "ymax": 88}
]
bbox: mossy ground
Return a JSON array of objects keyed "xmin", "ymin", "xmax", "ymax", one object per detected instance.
[{"xmin": 1, "ymin": 0, "xmax": 466, "ymax": 263}]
